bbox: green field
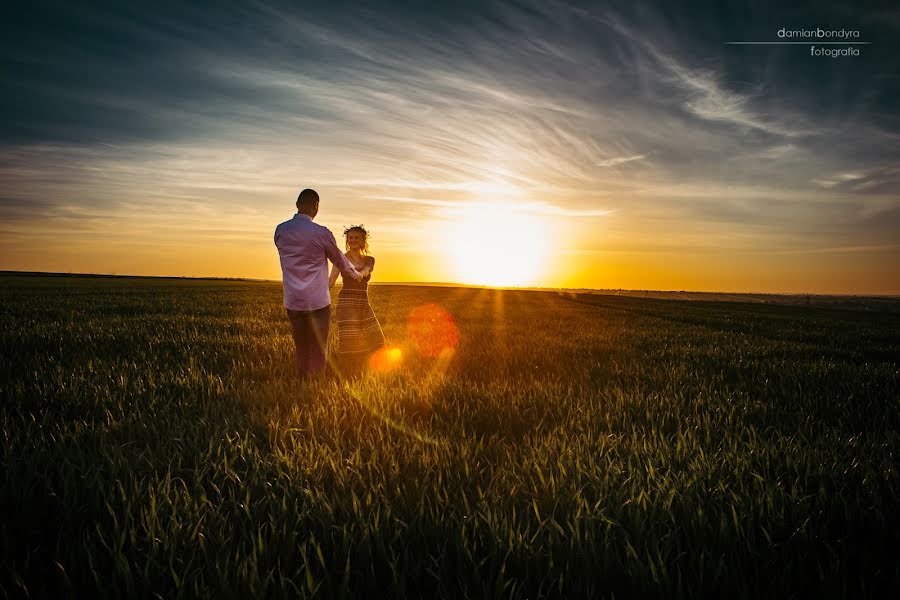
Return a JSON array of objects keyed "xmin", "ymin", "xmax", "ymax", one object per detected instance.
[{"xmin": 2, "ymin": 275, "xmax": 898, "ymax": 598}]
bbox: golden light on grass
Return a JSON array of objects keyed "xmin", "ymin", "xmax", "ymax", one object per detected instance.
[{"xmin": 446, "ymin": 202, "xmax": 549, "ymax": 287}]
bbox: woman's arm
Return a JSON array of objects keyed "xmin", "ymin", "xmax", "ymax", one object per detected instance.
[
  {"xmin": 323, "ymin": 232, "xmax": 360, "ymax": 281},
  {"xmin": 328, "ymin": 263, "xmax": 339, "ymax": 287},
  {"xmin": 358, "ymin": 256, "xmax": 374, "ymax": 279}
]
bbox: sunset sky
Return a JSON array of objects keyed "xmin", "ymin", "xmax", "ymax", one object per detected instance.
[{"xmin": 2, "ymin": 1, "xmax": 898, "ymax": 293}]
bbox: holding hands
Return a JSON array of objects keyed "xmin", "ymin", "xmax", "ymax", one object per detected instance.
[{"xmin": 329, "ymin": 225, "xmax": 373, "ymax": 287}]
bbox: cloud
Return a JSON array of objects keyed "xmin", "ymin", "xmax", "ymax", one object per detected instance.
[
  {"xmin": 596, "ymin": 154, "xmax": 648, "ymax": 167},
  {"xmin": 588, "ymin": 10, "xmax": 812, "ymax": 138},
  {"xmin": 812, "ymin": 172, "xmax": 867, "ymax": 188},
  {"xmin": 812, "ymin": 166, "xmax": 900, "ymax": 196},
  {"xmin": 769, "ymin": 243, "xmax": 900, "ymax": 255}
]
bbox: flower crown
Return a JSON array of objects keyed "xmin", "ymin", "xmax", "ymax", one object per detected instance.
[{"xmin": 343, "ymin": 224, "xmax": 368, "ymax": 237}]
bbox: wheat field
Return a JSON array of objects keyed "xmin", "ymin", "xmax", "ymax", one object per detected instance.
[{"xmin": 1, "ymin": 274, "xmax": 898, "ymax": 598}]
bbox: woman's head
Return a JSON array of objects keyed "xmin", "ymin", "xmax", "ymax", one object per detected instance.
[{"xmin": 344, "ymin": 225, "xmax": 369, "ymax": 254}]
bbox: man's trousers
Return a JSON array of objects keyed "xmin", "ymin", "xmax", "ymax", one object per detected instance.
[{"xmin": 286, "ymin": 305, "xmax": 331, "ymax": 377}]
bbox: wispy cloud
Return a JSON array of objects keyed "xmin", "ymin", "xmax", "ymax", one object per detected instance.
[
  {"xmin": 596, "ymin": 154, "xmax": 648, "ymax": 167},
  {"xmin": 812, "ymin": 172, "xmax": 867, "ymax": 188},
  {"xmin": 812, "ymin": 166, "xmax": 900, "ymax": 195}
]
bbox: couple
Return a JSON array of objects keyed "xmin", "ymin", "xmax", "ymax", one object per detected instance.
[{"xmin": 273, "ymin": 188, "xmax": 385, "ymax": 378}]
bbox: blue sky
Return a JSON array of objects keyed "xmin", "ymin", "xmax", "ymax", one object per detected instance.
[{"xmin": 2, "ymin": 1, "xmax": 898, "ymax": 292}]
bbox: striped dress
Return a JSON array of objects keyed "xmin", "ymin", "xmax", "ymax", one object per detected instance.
[{"xmin": 335, "ymin": 255, "xmax": 385, "ymax": 357}]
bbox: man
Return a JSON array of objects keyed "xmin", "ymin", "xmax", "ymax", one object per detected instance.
[{"xmin": 274, "ymin": 188, "xmax": 361, "ymax": 378}]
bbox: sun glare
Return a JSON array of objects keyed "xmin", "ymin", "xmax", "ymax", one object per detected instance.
[{"xmin": 447, "ymin": 203, "xmax": 549, "ymax": 287}]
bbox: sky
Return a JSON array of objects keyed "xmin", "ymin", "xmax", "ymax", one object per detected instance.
[{"xmin": 2, "ymin": 0, "xmax": 898, "ymax": 293}]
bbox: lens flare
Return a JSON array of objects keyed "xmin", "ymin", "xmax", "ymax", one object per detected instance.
[
  {"xmin": 407, "ymin": 304, "xmax": 459, "ymax": 358},
  {"xmin": 369, "ymin": 346, "xmax": 403, "ymax": 372}
]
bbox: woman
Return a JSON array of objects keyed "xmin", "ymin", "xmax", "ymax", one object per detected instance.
[{"xmin": 329, "ymin": 225, "xmax": 385, "ymax": 371}]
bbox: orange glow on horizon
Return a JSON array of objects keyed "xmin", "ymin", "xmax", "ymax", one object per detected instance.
[{"xmin": 1, "ymin": 188, "xmax": 897, "ymax": 295}]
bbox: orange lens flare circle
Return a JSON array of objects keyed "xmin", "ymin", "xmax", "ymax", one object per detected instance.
[
  {"xmin": 369, "ymin": 346, "xmax": 403, "ymax": 372},
  {"xmin": 407, "ymin": 304, "xmax": 459, "ymax": 358}
]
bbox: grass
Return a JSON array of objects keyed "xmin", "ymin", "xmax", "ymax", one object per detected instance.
[{"xmin": 1, "ymin": 274, "xmax": 898, "ymax": 598}]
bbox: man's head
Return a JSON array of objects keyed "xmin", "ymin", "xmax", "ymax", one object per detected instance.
[{"xmin": 296, "ymin": 188, "xmax": 320, "ymax": 218}]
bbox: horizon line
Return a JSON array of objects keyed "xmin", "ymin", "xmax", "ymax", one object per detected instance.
[{"xmin": 1, "ymin": 270, "xmax": 898, "ymax": 299}]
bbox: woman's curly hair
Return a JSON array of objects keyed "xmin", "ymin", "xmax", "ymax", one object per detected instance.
[{"xmin": 343, "ymin": 225, "xmax": 370, "ymax": 254}]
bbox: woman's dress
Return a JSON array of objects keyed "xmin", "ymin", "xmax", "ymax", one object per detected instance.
[{"xmin": 335, "ymin": 255, "xmax": 385, "ymax": 358}]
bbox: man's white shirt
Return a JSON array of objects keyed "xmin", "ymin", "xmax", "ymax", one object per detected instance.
[{"xmin": 274, "ymin": 214, "xmax": 360, "ymax": 311}]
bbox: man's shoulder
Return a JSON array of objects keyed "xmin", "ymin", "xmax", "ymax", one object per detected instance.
[
  {"xmin": 275, "ymin": 217, "xmax": 334, "ymax": 239},
  {"xmin": 275, "ymin": 217, "xmax": 295, "ymax": 231},
  {"xmin": 276, "ymin": 217, "xmax": 321, "ymax": 230},
  {"xmin": 311, "ymin": 222, "xmax": 336, "ymax": 238}
]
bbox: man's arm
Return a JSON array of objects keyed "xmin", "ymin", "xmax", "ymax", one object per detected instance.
[
  {"xmin": 357, "ymin": 256, "xmax": 373, "ymax": 279},
  {"xmin": 323, "ymin": 231, "xmax": 361, "ymax": 280}
]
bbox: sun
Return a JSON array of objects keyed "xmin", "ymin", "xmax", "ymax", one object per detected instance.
[{"xmin": 446, "ymin": 202, "xmax": 550, "ymax": 287}]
